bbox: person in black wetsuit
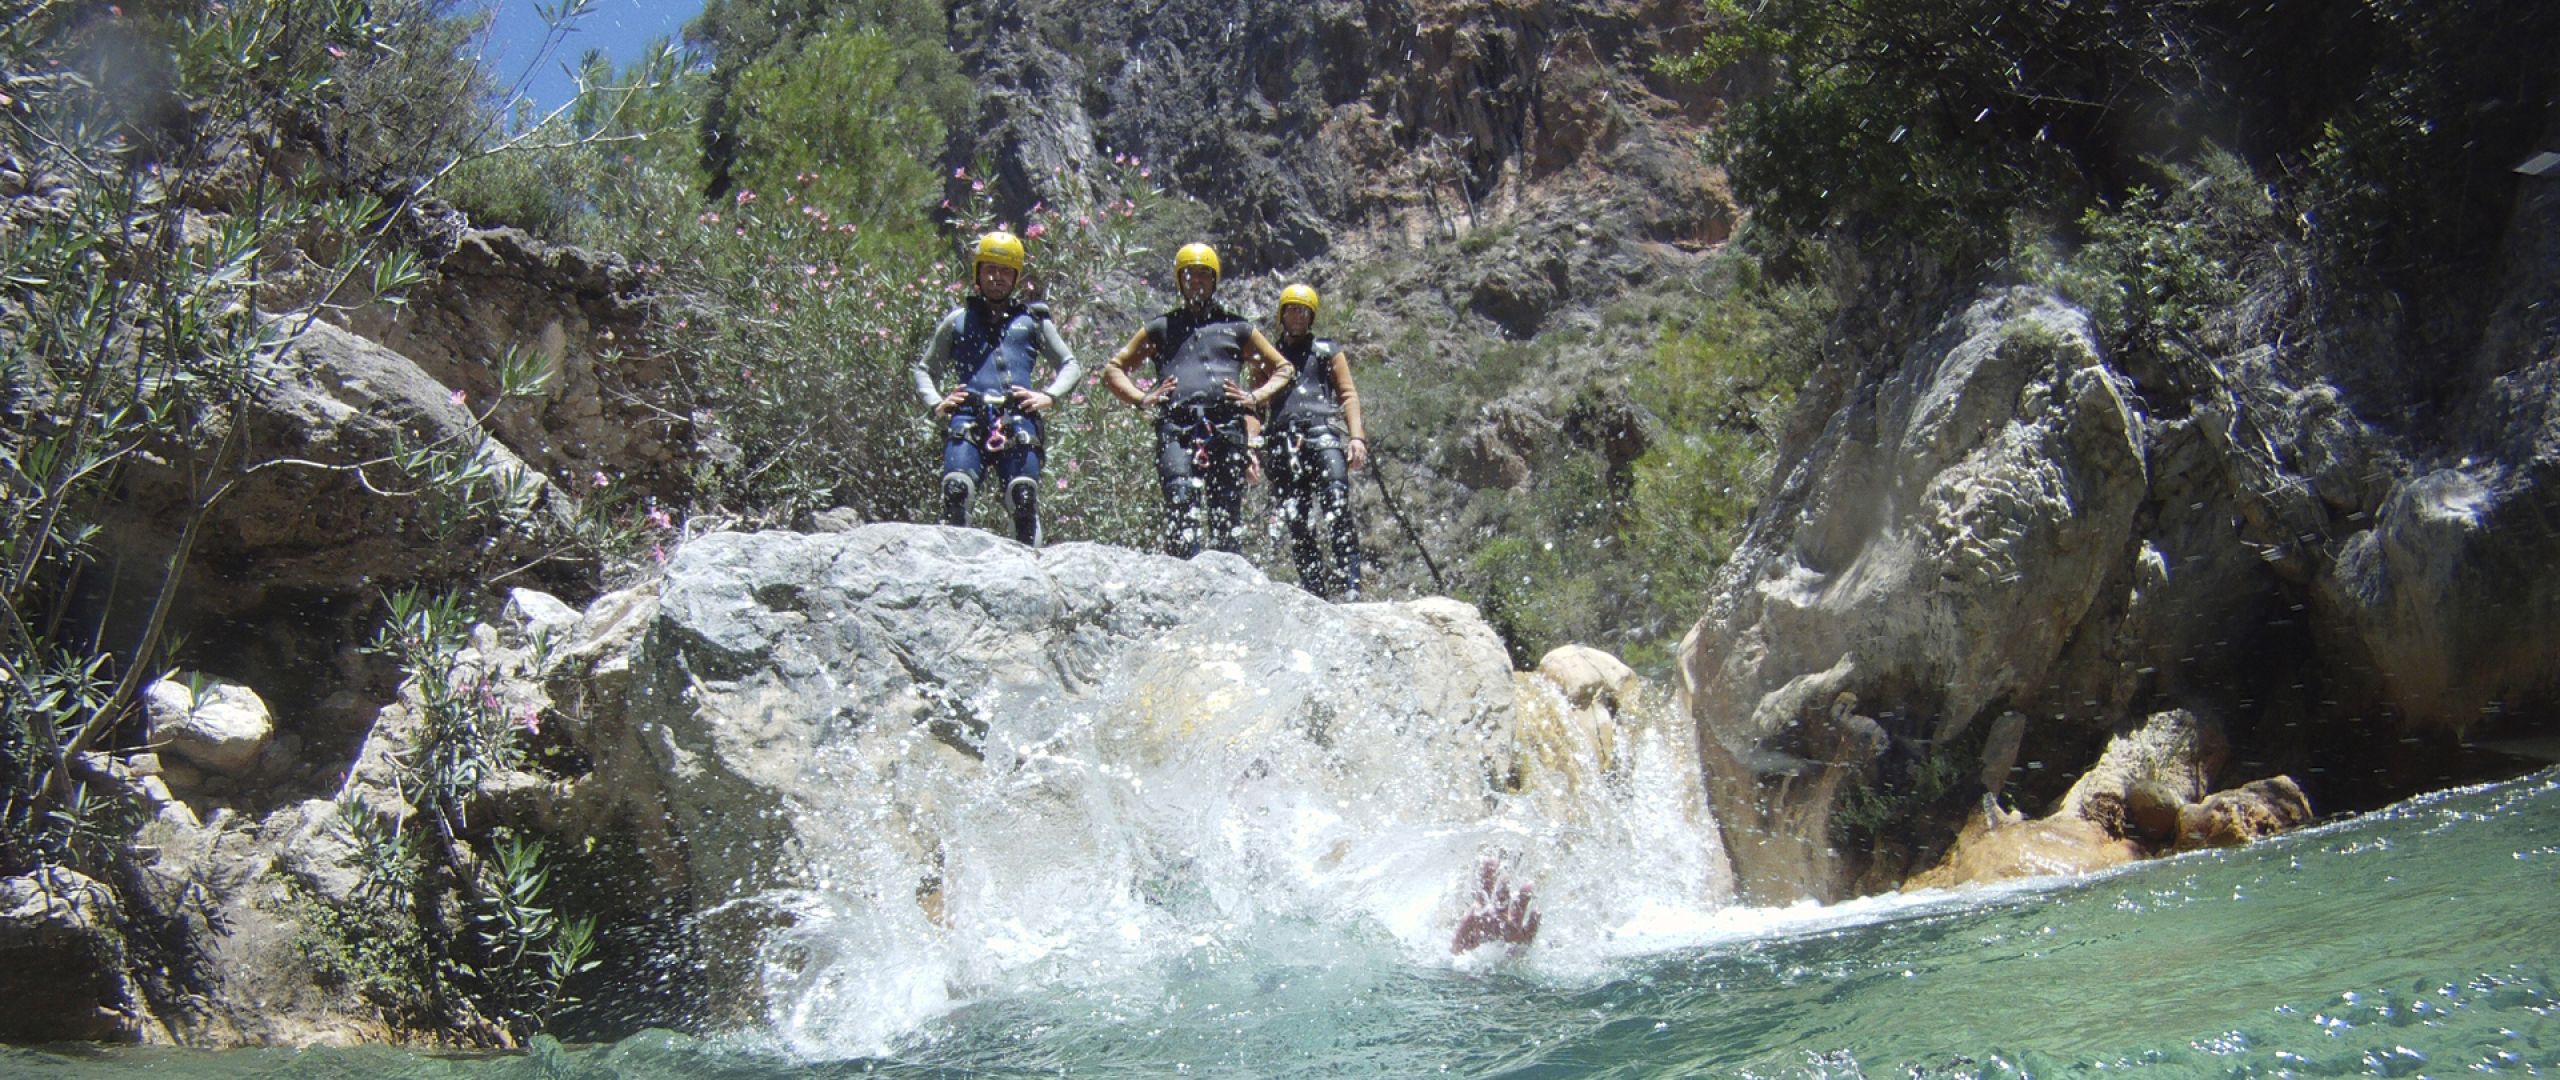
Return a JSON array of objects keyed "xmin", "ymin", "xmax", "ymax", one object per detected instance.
[
  {"xmin": 1255, "ymin": 283, "xmax": 1369, "ymax": 601},
  {"xmin": 1098, "ymin": 243, "xmax": 1295, "ymax": 557},
  {"xmin": 912, "ymin": 230, "xmax": 1084, "ymax": 545}
]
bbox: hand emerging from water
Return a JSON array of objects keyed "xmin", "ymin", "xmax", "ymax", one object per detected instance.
[{"xmin": 1451, "ymin": 856, "xmax": 1539, "ymax": 954}]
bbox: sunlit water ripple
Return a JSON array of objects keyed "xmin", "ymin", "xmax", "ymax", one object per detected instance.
[{"xmin": 9, "ymin": 766, "xmax": 2555, "ymax": 1078}]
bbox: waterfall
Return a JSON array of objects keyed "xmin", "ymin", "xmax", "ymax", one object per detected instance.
[{"xmin": 735, "ymin": 645, "xmax": 1735, "ymax": 1058}]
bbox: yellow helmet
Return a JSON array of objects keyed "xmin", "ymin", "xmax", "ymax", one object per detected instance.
[
  {"xmin": 974, "ymin": 230, "xmax": 1026, "ymax": 272},
  {"xmin": 1278, "ymin": 283, "xmax": 1320, "ymax": 318},
  {"xmin": 1174, "ymin": 242, "xmax": 1221, "ymax": 283}
]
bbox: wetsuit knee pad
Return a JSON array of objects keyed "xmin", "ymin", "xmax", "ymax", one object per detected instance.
[
  {"xmin": 1005, "ymin": 476, "xmax": 1041, "ymax": 546},
  {"xmin": 940, "ymin": 472, "xmax": 975, "ymax": 526}
]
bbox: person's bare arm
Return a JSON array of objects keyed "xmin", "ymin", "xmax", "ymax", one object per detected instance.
[
  {"xmin": 1099, "ymin": 328, "xmax": 1162, "ymax": 407},
  {"xmin": 1237, "ymin": 328, "xmax": 1297, "ymax": 406},
  {"xmin": 1330, "ymin": 348, "xmax": 1367, "ymax": 469}
]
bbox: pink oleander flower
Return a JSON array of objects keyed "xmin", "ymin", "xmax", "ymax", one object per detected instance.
[
  {"xmin": 1025, "ymin": 222, "xmax": 1048, "ymax": 240},
  {"xmin": 1056, "ymin": 476, "xmax": 1069, "ymax": 490},
  {"xmin": 591, "ymin": 471, "xmax": 610, "ymax": 488},
  {"xmin": 735, "ymin": 189, "xmax": 757, "ymax": 206},
  {"xmin": 449, "ymin": 388, "xmax": 466, "ymax": 407},
  {"xmin": 953, "ymin": 167, "xmax": 968, "ymax": 179},
  {"xmin": 514, "ymin": 706, "xmax": 541, "ymax": 736},
  {"xmin": 648, "ymin": 506, "xmax": 675, "ymax": 530}
]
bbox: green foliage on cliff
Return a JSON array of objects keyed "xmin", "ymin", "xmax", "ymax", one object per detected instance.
[
  {"xmin": 1672, "ymin": 0, "xmax": 2555, "ymax": 301},
  {"xmin": 5, "ymin": 0, "xmax": 454, "ymax": 879},
  {"xmin": 2, "ymin": 0, "xmax": 607, "ymax": 1042},
  {"xmin": 728, "ymin": 12, "xmax": 967, "ymax": 228},
  {"xmin": 1665, "ymin": 0, "xmax": 2215, "ymax": 264},
  {"xmin": 1463, "ymin": 265, "xmax": 1825, "ymax": 674},
  {"xmin": 686, "ymin": 0, "xmax": 958, "ymax": 201}
]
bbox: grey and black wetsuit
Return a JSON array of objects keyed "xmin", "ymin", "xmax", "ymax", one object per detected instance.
[{"xmin": 912, "ymin": 296, "xmax": 1082, "ymax": 545}]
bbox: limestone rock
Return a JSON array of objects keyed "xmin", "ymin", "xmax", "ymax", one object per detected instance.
[
  {"xmin": 1905, "ymin": 806, "xmax": 2144, "ymax": 891},
  {"xmin": 505, "ymin": 588, "xmax": 582, "ymax": 644},
  {"xmin": 2175, "ymin": 776, "xmax": 2315, "ymax": 849},
  {"xmin": 1679, "ymin": 288, "xmax": 2145, "ymax": 902},
  {"xmin": 2060, "ymin": 709, "xmax": 2230, "ymax": 835},
  {"xmin": 561, "ymin": 524, "xmax": 1531, "ymax": 1007},
  {"xmin": 147, "ymin": 675, "xmax": 276, "ymax": 778},
  {"xmin": 0, "ymin": 868, "xmax": 154, "ymax": 1043},
  {"xmin": 1511, "ymin": 646, "xmax": 1638, "ymax": 805},
  {"xmin": 1453, "ymin": 399, "xmax": 1557, "ymax": 490},
  {"xmin": 122, "ymin": 800, "xmax": 389, "ymax": 1047}
]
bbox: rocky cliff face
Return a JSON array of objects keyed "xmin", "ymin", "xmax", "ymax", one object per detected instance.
[
  {"xmin": 1679, "ymin": 168, "xmax": 2560, "ymax": 903},
  {"xmin": 953, "ymin": 0, "xmax": 1728, "ymax": 271},
  {"xmin": 947, "ymin": 0, "xmax": 1736, "ymax": 608}
]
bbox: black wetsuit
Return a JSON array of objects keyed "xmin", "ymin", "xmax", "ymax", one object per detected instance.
[{"xmin": 1144, "ymin": 305, "xmax": 1258, "ymax": 556}]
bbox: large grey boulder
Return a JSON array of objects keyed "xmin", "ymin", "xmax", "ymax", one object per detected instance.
[
  {"xmin": 545, "ymin": 524, "xmax": 1547, "ymax": 1017},
  {"xmin": 1679, "ymin": 289, "xmax": 2146, "ymax": 902}
]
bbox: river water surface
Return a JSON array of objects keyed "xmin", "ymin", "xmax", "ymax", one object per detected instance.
[{"xmin": 8, "ymin": 765, "xmax": 2555, "ymax": 1078}]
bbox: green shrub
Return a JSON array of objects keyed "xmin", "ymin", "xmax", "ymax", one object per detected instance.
[
  {"xmin": 727, "ymin": 12, "xmax": 968, "ymax": 229},
  {"xmin": 1664, "ymin": 0, "xmax": 2210, "ymax": 264},
  {"xmin": 0, "ymin": 0, "xmax": 525, "ymax": 876},
  {"xmin": 1445, "ymin": 257, "xmax": 1823, "ymax": 674},
  {"xmin": 1, "ymin": 2, "xmax": 600, "ymax": 1045},
  {"xmin": 2025, "ymin": 149, "xmax": 2285, "ymax": 350}
]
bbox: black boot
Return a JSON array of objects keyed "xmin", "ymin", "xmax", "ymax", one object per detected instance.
[{"xmin": 941, "ymin": 473, "xmax": 975, "ymax": 527}]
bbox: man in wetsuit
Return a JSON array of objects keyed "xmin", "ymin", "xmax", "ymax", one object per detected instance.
[
  {"xmin": 1255, "ymin": 283, "xmax": 1369, "ymax": 601},
  {"xmin": 1100, "ymin": 243, "xmax": 1296, "ymax": 557},
  {"xmin": 913, "ymin": 229, "xmax": 1084, "ymax": 546}
]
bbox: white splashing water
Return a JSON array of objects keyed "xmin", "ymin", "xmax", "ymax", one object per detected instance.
[{"xmin": 738, "ymin": 670, "xmax": 1737, "ymax": 1059}]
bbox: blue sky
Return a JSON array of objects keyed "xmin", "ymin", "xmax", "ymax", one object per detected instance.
[{"xmin": 474, "ymin": 0, "xmax": 700, "ymax": 118}]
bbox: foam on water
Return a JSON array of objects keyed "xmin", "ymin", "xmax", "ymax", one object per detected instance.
[{"xmin": 742, "ymin": 675, "xmax": 1737, "ymax": 1059}]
